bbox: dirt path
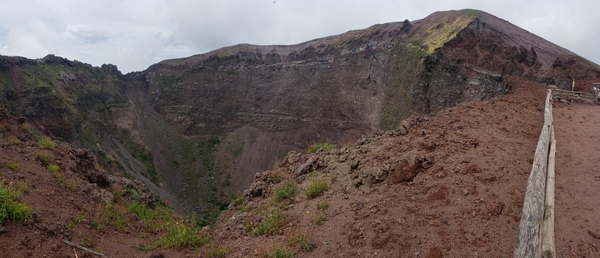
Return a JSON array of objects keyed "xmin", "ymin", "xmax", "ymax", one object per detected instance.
[{"xmin": 554, "ymin": 102, "xmax": 600, "ymax": 257}]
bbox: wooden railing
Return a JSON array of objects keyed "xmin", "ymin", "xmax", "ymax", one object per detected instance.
[
  {"xmin": 514, "ymin": 90, "xmax": 556, "ymax": 258},
  {"xmin": 552, "ymin": 89, "xmax": 599, "ymax": 105}
]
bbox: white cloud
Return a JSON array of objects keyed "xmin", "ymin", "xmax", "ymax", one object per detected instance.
[{"xmin": 64, "ymin": 24, "xmax": 115, "ymax": 44}]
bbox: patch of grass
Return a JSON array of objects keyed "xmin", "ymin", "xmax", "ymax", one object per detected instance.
[
  {"xmin": 313, "ymin": 212, "xmax": 327, "ymax": 225},
  {"xmin": 207, "ymin": 245, "xmax": 232, "ymax": 258},
  {"xmin": 36, "ymin": 152, "xmax": 49, "ymax": 165},
  {"xmin": 127, "ymin": 201, "xmax": 172, "ymax": 232},
  {"xmin": 0, "ymin": 181, "xmax": 33, "ymax": 225},
  {"xmin": 6, "ymin": 161, "xmax": 19, "ymax": 171},
  {"xmin": 248, "ymin": 209, "xmax": 287, "ymax": 236},
  {"xmin": 127, "ymin": 201, "xmax": 210, "ymax": 249},
  {"xmin": 274, "ymin": 181, "xmax": 297, "ymax": 202},
  {"xmin": 93, "ymin": 203, "xmax": 127, "ymax": 232},
  {"xmin": 9, "ymin": 181, "xmax": 29, "ymax": 196},
  {"xmin": 305, "ymin": 179, "xmax": 328, "ymax": 199},
  {"xmin": 268, "ymin": 171, "xmax": 284, "ymax": 184},
  {"xmin": 8, "ymin": 138, "xmax": 22, "ymax": 146},
  {"xmin": 64, "ymin": 180, "xmax": 78, "ymax": 191},
  {"xmin": 269, "ymin": 246, "xmax": 294, "ymax": 258},
  {"xmin": 38, "ymin": 137, "xmax": 55, "ymax": 150},
  {"xmin": 317, "ymin": 201, "xmax": 329, "ymax": 210},
  {"xmin": 230, "ymin": 195, "xmax": 247, "ymax": 207},
  {"xmin": 155, "ymin": 222, "xmax": 209, "ymax": 249},
  {"xmin": 306, "ymin": 143, "xmax": 336, "ymax": 153},
  {"xmin": 47, "ymin": 164, "xmax": 63, "ymax": 184}
]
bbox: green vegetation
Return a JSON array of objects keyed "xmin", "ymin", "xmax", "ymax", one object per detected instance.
[
  {"xmin": 207, "ymin": 245, "xmax": 232, "ymax": 258},
  {"xmin": 248, "ymin": 209, "xmax": 287, "ymax": 236},
  {"xmin": 313, "ymin": 212, "xmax": 327, "ymax": 225},
  {"xmin": 274, "ymin": 181, "xmax": 298, "ymax": 202},
  {"xmin": 117, "ymin": 129, "xmax": 159, "ymax": 184},
  {"xmin": 0, "ymin": 181, "xmax": 33, "ymax": 225},
  {"xmin": 418, "ymin": 13, "xmax": 474, "ymax": 53},
  {"xmin": 267, "ymin": 171, "xmax": 284, "ymax": 184},
  {"xmin": 36, "ymin": 152, "xmax": 49, "ymax": 165},
  {"xmin": 156, "ymin": 223, "xmax": 209, "ymax": 248},
  {"xmin": 460, "ymin": 9, "xmax": 479, "ymax": 17},
  {"xmin": 126, "ymin": 201, "xmax": 172, "ymax": 232},
  {"xmin": 127, "ymin": 201, "xmax": 210, "ymax": 249},
  {"xmin": 47, "ymin": 163, "xmax": 60, "ymax": 174},
  {"xmin": 174, "ymin": 135, "xmax": 227, "ymax": 223},
  {"xmin": 47, "ymin": 164, "xmax": 65, "ymax": 187},
  {"xmin": 8, "ymin": 138, "xmax": 22, "ymax": 146},
  {"xmin": 305, "ymin": 179, "xmax": 328, "ymax": 199},
  {"xmin": 306, "ymin": 143, "xmax": 336, "ymax": 153},
  {"xmin": 317, "ymin": 201, "xmax": 329, "ymax": 210},
  {"xmin": 93, "ymin": 203, "xmax": 127, "ymax": 232},
  {"xmin": 37, "ymin": 137, "xmax": 55, "ymax": 150},
  {"xmin": 6, "ymin": 161, "xmax": 19, "ymax": 171},
  {"xmin": 380, "ymin": 43, "xmax": 425, "ymax": 130},
  {"xmin": 269, "ymin": 246, "xmax": 294, "ymax": 258}
]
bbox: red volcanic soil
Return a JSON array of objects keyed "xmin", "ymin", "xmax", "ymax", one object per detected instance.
[
  {"xmin": 0, "ymin": 108, "xmax": 185, "ymax": 257},
  {"xmin": 554, "ymin": 102, "xmax": 600, "ymax": 257},
  {"xmin": 5, "ymin": 77, "xmax": 592, "ymax": 258},
  {"xmin": 203, "ymin": 77, "xmax": 549, "ymax": 257}
]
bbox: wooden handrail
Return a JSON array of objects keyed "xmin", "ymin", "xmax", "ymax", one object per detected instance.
[{"xmin": 514, "ymin": 90, "xmax": 555, "ymax": 258}]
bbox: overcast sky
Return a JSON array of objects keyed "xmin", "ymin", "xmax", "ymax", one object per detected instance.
[{"xmin": 0, "ymin": 0, "xmax": 598, "ymax": 73}]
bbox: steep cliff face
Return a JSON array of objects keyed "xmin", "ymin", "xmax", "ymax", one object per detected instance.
[
  {"xmin": 1, "ymin": 9, "xmax": 599, "ymax": 220},
  {"xmin": 412, "ymin": 10, "xmax": 600, "ymax": 114}
]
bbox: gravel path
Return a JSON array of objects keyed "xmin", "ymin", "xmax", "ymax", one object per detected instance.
[{"xmin": 554, "ymin": 102, "xmax": 600, "ymax": 257}]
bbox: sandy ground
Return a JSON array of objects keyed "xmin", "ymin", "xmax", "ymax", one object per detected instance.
[{"xmin": 554, "ymin": 102, "xmax": 600, "ymax": 257}]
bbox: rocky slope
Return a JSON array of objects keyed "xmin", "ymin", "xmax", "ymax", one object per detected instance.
[
  {"xmin": 202, "ymin": 77, "xmax": 548, "ymax": 257},
  {"xmin": 1, "ymin": 9, "xmax": 599, "ymax": 221}
]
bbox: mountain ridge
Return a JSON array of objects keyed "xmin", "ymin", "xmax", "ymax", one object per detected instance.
[{"xmin": 1, "ymin": 8, "xmax": 599, "ymax": 219}]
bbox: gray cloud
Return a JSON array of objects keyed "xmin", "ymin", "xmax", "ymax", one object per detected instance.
[
  {"xmin": 64, "ymin": 24, "xmax": 115, "ymax": 44},
  {"xmin": 0, "ymin": 0, "xmax": 598, "ymax": 73}
]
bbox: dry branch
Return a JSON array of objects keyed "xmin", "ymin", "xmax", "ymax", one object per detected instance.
[{"xmin": 63, "ymin": 240, "xmax": 105, "ymax": 257}]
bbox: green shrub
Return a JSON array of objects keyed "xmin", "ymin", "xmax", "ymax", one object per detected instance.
[
  {"xmin": 313, "ymin": 212, "xmax": 327, "ymax": 225},
  {"xmin": 275, "ymin": 181, "xmax": 297, "ymax": 201},
  {"xmin": 38, "ymin": 137, "xmax": 55, "ymax": 150},
  {"xmin": 36, "ymin": 152, "xmax": 49, "ymax": 165},
  {"xmin": 127, "ymin": 201, "xmax": 209, "ymax": 248},
  {"xmin": 8, "ymin": 138, "xmax": 22, "ymax": 146},
  {"xmin": 306, "ymin": 143, "xmax": 336, "ymax": 153},
  {"xmin": 94, "ymin": 204, "xmax": 127, "ymax": 232},
  {"xmin": 305, "ymin": 179, "xmax": 328, "ymax": 199},
  {"xmin": 47, "ymin": 164, "xmax": 62, "ymax": 183},
  {"xmin": 317, "ymin": 201, "xmax": 329, "ymax": 210},
  {"xmin": 156, "ymin": 223, "xmax": 209, "ymax": 248},
  {"xmin": 0, "ymin": 182, "xmax": 33, "ymax": 225},
  {"xmin": 248, "ymin": 210, "xmax": 286, "ymax": 236},
  {"xmin": 267, "ymin": 171, "xmax": 284, "ymax": 184},
  {"xmin": 6, "ymin": 161, "xmax": 19, "ymax": 171},
  {"xmin": 127, "ymin": 201, "xmax": 172, "ymax": 231},
  {"xmin": 269, "ymin": 246, "xmax": 294, "ymax": 258}
]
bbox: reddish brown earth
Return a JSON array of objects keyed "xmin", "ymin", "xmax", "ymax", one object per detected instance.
[
  {"xmin": 204, "ymin": 77, "xmax": 548, "ymax": 257},
  {"xmin": 5, "ymin": 77, "xmax": 596, "ymax": 258},
  {"xmin": 0, "ymin": 108, "xmax": 185, "ymax": 257},
  {"xmin": 554, "ymin": 102, "xmax": 600, "ymax": 257}
]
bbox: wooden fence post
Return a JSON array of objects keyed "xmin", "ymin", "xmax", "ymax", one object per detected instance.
[{"xmin": 514, "ymin": 90, "xmax": 553, "ymax": 258}]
